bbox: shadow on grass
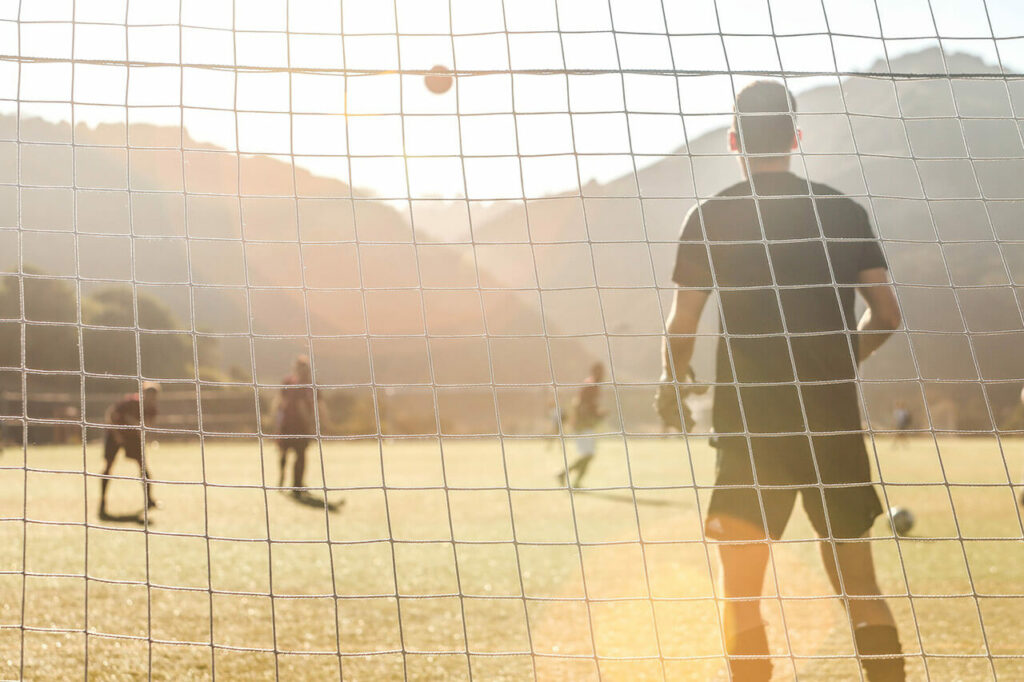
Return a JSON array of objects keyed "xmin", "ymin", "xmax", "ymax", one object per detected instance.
[
  {"xmin": 284, "ymin": 490, "xmax": 346, "ymax": 514},
  {"xmin": 97, "ymin": 510, "xmax": 147, "ymax": 525}
]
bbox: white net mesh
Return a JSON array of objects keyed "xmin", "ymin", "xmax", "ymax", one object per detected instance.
[{"xmin": 2, "ymin": 0, "xmax": 1024, "ymax": 679}]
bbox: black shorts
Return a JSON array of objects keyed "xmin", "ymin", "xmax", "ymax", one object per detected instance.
[
  {"xmin": 105, "ymin": 428, "xmax": 143, "ymax": 462},
  {"xmin": 705, "ymin": 434, "xmax": 882, "ymax": 541}
]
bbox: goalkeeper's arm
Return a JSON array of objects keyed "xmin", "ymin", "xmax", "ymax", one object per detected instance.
[{"xmin": 656, "ymin": 288, "xmax": 710, "ymax": 431}]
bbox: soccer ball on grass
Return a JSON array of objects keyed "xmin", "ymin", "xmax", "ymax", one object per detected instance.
[{"xmin": 889, "ymin": 506, "xmax": 914, "ymax": 536}]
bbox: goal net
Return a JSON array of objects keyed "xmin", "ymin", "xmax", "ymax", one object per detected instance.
[{"xmin": 1, "ymin": 0, "xmax": 1023, "ymax": 679}]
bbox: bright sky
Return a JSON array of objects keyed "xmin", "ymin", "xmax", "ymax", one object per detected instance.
[{"xmin": 1, "ymin": 0, "xmax": 1023, "ymax": 200}]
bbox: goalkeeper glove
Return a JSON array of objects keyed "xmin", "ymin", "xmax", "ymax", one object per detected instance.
[{"xmin": 654, "ymin": 366, "xmax": 704, "ymax": 432}]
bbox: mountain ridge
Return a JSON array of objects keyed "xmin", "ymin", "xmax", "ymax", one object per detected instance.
[{"xmin": 3, "ymin": 46, "xmax": 1022, "ymax": 431}]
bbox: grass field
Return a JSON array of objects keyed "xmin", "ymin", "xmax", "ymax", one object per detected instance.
[{"xmin": 0, "ymin": 434, "xmax": 1022, "ymax": 680}]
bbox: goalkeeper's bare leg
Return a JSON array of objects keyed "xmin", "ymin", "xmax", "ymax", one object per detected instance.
[
  {"xmin": 820, "ymin": 535, "xmax": 903, "ymax": 681},
  {"xmin": 715, "ymin": 518, "xmax": 903, "ymax": 682},
  {"xmin": 715, "ymin": 517, "xmax": 774, "ymax": 681}
]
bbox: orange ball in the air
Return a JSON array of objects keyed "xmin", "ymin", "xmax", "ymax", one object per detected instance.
[{"xmin": 424, "ymin": 65, "xmax": 453, "ymax": 94}]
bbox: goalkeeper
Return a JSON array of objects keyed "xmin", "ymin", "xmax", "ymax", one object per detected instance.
[{"xmin": 660, "ymin": 80, "xmax": 905, "ymax": 681}]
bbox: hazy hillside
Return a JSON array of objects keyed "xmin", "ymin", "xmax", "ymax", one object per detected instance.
[
  {"xmin": 3, "ymin": 46, "xmax": 1022, "ymax": 432},
  {"xmin": 466, "ymin": 48, "xmax": 1024, "ymax": 429},
  {"xmin": 2, "ymin": 115, "xmax": 600, "ymax": 432}
]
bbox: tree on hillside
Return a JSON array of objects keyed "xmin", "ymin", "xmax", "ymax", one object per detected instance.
[
  {"xmin": 0, "ymin": 270, "xmax": 79, "ymax": 372},
  {"xmin": 0, "ymin": 272, "xmax": 198, "ymax": 381},
  {"xmin": 83, "ymin": 286, "xmax": 194, "ymax": 380}
]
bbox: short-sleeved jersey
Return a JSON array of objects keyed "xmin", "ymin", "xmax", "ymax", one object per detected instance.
[
  {"xmin": 672, "ymin": 171, "xmax": 886, "ymax": 439},
  {"xmin": 277, "ymin": 374, "xmax": 315, "ymax": 435},
  {"xmin": 108, "ymin": 393, "xmax": 157, "ymax": 427}
]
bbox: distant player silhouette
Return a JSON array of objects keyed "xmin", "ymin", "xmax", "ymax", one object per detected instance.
[
  {"xmin": 556, "ymin": 362, "xmax": 607, "ymax": 488},
  {"xmin": 98, "ymin": 382, "xmax": 161, "ymax": 518},
  {"xmin": 277, "ymin": 356, "xmax": 317, "ymax": 495}
]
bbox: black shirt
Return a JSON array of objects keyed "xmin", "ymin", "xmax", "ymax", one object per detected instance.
[{"xmin": 672, "ymin": 171, "xmax": 887, "ymax": 438}]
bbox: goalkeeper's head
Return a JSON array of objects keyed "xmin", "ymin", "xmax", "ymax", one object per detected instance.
[{"xmin": 729, "ymin": 80, "xmax": 798, "ymax": 159}]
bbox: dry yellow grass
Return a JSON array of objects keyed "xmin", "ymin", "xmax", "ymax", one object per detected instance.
[{"xmin": 0, "ymin": 435, "xmax": 1022, "ymax": 680}]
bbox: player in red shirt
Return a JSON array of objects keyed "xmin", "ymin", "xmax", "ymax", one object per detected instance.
[
  {"xmin": 98, "ymin": 382, "xmax": 160, "ymax": 518},
  {"xmin": 277, "ymin": 356, "xmax": 317, "ymax": 494}
]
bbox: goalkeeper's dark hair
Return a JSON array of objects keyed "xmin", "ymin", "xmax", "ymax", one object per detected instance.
[{"xmin": 732, "ymin": 80, "xmax": 797, "ymax": 154}]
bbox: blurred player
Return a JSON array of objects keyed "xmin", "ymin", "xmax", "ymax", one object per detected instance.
[
  {"xmin": 98, "ymin": 382, "xmax": 161, "ymax": 518},
  {"xmin": 556, "ymin": 362, "xmax": 607, "ymax": 488},
  {"xmin": 277, "ymin": 355, "xmax": 317, "ymax": 495},
  {"xmin": 659, "ymin": 81, "xmax": 905, "ymax": 681}
]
